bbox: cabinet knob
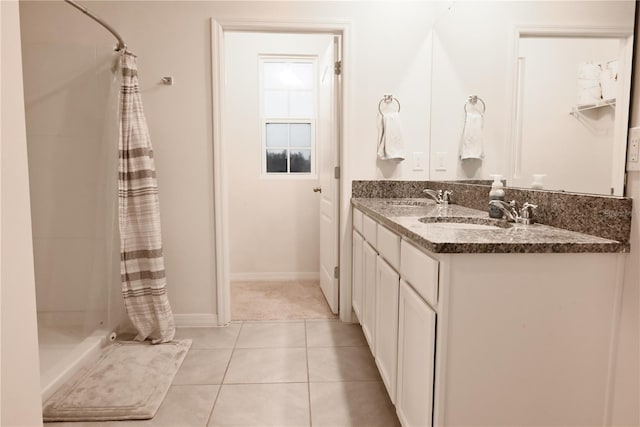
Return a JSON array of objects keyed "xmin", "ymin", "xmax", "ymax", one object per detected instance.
[{"xmin": 313, "ymin": 187, "xmax": 322, "ymax": 193}]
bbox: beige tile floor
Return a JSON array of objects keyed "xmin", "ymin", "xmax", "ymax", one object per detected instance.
[{"xmin": 47, "ymin": 320, "xmax": 400, "ymax": 427}]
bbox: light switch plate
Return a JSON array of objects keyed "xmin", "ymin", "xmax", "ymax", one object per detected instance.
[
  {"xmin": 435, "ymin": 152, "xmax": 447, "ymax": 172},
  {"xmin": 412, "ymin": 152, "xmax": 426, "ymax": 171},
  {"xmin": 627, "ymin": 127, "xmax": 640, "ymax": 171}
]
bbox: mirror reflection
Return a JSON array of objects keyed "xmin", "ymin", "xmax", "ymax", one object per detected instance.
[{"xmin": 429, "ymin": 1, "xmax": 635, "ymax": 195}]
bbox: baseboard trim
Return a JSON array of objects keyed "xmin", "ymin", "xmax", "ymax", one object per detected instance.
[
  {"xmin": 173, "ymin": 313, "xmax": 220, "ymax": 327},
  {"xmin": 230, "ymin": 272, "xmax": 320, "ymax": 282}
]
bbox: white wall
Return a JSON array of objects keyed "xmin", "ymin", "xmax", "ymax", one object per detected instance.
[
  {"xmin": 225, "ymin": 32, "xmax": 333, "ymax": 279},
  {"xmin": 19, "ymin": 1, "xmax": 438, "ymax": 319},
  {"xmin": 0, "ymin": 1, "xmax": 44, "ymax": 425},
  {"xmin": 430, "ymin": 1, "xmax": 633, "ymax": 190},
  {"xmin": 610, "ymin": 18, "xmax": 640, "ymax": 425}
]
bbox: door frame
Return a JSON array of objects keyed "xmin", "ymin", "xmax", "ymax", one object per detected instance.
[{"xmin": 210, "ymin": 18, "xmax": 353, "ymax": 325}]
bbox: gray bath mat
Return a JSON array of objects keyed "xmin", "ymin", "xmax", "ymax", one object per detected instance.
[{"xmin": 43, "ymin": 339, "xmax": 191, "ymax": 422}]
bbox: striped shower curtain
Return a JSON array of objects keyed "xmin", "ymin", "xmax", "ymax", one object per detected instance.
[{"xmin": 118, "ymin": 51, "xmax": 175, "ymax": 343}]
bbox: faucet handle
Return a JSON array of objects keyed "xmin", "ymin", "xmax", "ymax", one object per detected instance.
[
  {"xmin": 518, "ymin": 202, "xmax": 537, "ymax": 224},
  {"xmin": 520, "ymin": 202, "xmax": 537, "ymax": 218},
  {"xmin": 442, "ymin": 190, "xmax": 453, "ymax": 203}
]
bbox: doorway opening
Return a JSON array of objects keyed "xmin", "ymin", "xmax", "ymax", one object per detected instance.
[{"xmin": 212, "ymin": 23, "xmax": 344, "ymax": 324}]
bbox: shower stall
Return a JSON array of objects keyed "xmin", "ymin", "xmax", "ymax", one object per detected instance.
[{"xmin": 20, "ymin": 1, "xmax": 127, "ymax": 399}]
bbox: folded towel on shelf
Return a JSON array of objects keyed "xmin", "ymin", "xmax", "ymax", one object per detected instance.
[
  {"xmin": 600, "ymin": 60, "xmax": 619, "ymax": 101},
  {"xmin": 377, "ymin": 111, "xmax": 405, "ymax": 161},
  {"xmin": 459, "ymin": 110, "xmax": 484, "ymax": 160},
  {"xmin": 577, "ymin": 62, "xmax": 602, "ymax": 106}
]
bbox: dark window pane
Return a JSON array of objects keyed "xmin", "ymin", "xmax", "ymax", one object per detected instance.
[
  {"xmin": 290, "ymin": 149, "xmax": 311, "ymax": 173},
  {"xmin": 266, "ymin": 149, "xmax": 288, "ymax": 173}
]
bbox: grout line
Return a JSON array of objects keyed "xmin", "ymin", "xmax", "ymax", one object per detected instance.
[
  {"xmin": 215, "ymin": 381, "xmax": 312, "ymax": 386},
  {"xmin": 233, "ymin": 345, "xmax": 307, "ymax": 349},
  {"xmin": 305, "ymin": 319, "xmax": 313, "ymax": 427},
  {"xmin": 204, "ymin": 320, "xmax": 245, "ymax": 426},
  {"xmin": 306, "ymin": 344, "xmax": 367, "ymax": 349},
  {"xmin": 307, "ymin": 379, "xmax": 384, "ymax": 384}
]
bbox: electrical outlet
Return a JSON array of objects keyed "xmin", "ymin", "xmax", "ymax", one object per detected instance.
[
  {"xmin": 435, "ymin": 152, "xmax": 447, "ymax": 172},
  {"xmin": 628, "ymin": 127, "xmax": 640, "ymax": 171},
  {"xmin": 412, "ymin": 152, "xmax": 426, "ymax": 171}
]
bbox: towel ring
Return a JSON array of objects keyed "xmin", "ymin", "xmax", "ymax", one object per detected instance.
[
  {"xmin": 464, "ymin": 95, "xmax": 486, "ymax": 114},
  {"xmin": 378, "ymin": 95, "xmax": 401, "ymax": 114}
]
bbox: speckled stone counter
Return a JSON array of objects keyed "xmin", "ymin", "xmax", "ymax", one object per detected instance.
[
  {"xmin": 353, "ymin": 180, "xmax": 632, "ymax": 245},
  {"xmin": 352, "ymin": 198, "xmax": 628, "ymax": 254}
]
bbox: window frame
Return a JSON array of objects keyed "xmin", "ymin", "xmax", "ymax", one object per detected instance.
[{"xmin": 259, "ymin": 55, "xmax": 318, "ymax": 179}]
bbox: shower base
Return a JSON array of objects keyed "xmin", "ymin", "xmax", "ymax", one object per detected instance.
[{"xmin": 38, "ymin": 319, "xmax": 110, "ymax": 402}]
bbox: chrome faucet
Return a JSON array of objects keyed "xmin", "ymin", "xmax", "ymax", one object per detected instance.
[
  {"xmin": 423, "ymin": 189, "xmax": 453, "ymax": 205},
  {"xmin": 488, "ymin": 200, "xmax": 538, "ymax": 225}
]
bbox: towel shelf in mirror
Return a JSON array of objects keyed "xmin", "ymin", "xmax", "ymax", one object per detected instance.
[{"xmin": 569, "ymin": 98, "xmax": 616, "ymax": 116}]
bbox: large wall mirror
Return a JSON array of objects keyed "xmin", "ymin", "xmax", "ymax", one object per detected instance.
[{"xmin": 429, "ymin": 1, "xmax": 635, "ymax": 196}]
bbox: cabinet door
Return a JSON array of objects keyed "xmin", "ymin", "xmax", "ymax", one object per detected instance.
[
  {"xmin": 352, "ymin": 231, "xmax": 364, "ymax": 321},
  {"xmin": 397, "ymin": 280, "xmax": 436, "ymax": 427},
  {"xmin": 362, "ymin": 242, "xmax": 377, "ymax": 352},
  {"xmin": 375, "ymin": 256, "xmax": 400, "ymax": 404}
]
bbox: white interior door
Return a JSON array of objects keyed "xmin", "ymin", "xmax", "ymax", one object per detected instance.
[{"xmin": 318, "ymin": 37, "xmax": 340, "ymax": 313}]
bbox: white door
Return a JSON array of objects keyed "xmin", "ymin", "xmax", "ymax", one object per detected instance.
[{"xmin": 317, "ymin": 36, "xmax": 340, "ymax": 313}]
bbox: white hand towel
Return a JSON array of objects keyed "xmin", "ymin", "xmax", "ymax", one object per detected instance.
[
  {"xmin": 459, "ymin": 110, "xmax": 484, "ymax": 160},
  {"xmin": 377, "ymin": 111, "xmax": 405, "ymax": 161}
]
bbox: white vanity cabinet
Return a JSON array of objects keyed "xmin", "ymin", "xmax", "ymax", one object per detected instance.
[
  {"xmin": 397, "ymin": 279, "xmax": 436, "ymax": 427},
  {"xmin": 353, "ymin": 209, "xmax": 436, "ymax": 420},
  {"xmin": 351, "ymin": 204, "xmax": 625, "ymax": 427}
]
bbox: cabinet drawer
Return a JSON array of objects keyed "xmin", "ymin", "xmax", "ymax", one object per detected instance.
[
  {"xmin": 377, "ymin": 224, "xmax": 400, "ymax": 271},
  {"xmin": 363, "ymin": 215, "xmax": 377, "ymax": 248},
  {"xmin": 400, "ymin": 239, "xmax": 439, "ymax": 306},
  {"xmin": 353, "ymin": 208, "xmax": 364, "ymax": 234}
]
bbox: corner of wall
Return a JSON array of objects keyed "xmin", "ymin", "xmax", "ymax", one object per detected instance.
[{"xmin": 1, "ymin": 1, "xmax": 44, "ymax": 425}]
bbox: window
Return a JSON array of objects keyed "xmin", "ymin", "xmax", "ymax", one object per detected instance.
[{"xmin": 260, "ymin": 57, "xmax": 316, "ymax": 176}]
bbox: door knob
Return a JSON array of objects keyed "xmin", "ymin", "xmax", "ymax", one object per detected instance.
[{"xmin": 313, "ymin": 187, "xmax": 322, "ymax": 193}]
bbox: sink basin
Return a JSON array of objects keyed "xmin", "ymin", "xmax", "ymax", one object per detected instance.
[
  {"xmin": 419, "ymin": 216, "xmax": 512, "ymax": 230},
  {"xmin": 430, "ymin": 222, "xmax": 503, "ymax": 231},
  {"xmin": 383, "ymin": 199, "xmax": 433, "ymax": 207}
]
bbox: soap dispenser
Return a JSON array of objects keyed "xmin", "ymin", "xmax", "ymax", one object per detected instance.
[{"xmin": 488, "ymin": 174, "xmax": 505, "ymax": 219}]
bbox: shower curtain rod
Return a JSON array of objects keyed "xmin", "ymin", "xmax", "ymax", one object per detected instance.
[{"xmin": 63, "ymin": 0, "xmax": 127, "ymax": 51}]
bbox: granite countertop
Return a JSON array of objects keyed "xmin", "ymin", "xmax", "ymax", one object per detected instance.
[{"xmin": 352, "ymin": 198, "xmax": 628, "ymax": 254}]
